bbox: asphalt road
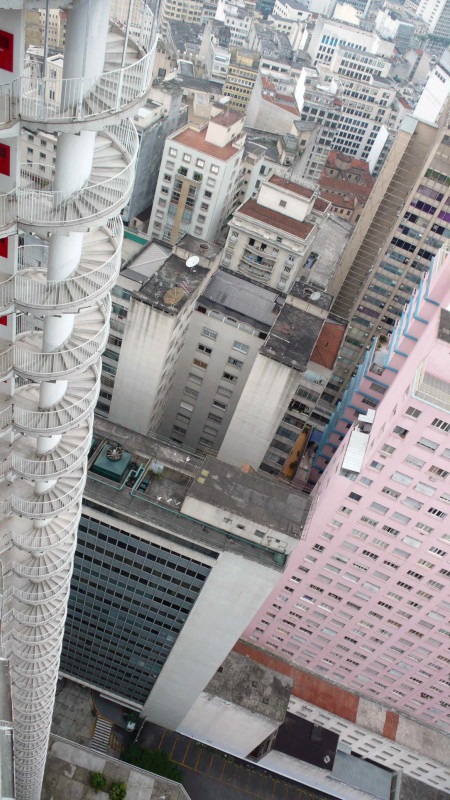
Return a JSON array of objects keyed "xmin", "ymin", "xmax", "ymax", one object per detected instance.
[{"xmin": 140, "ymin": 723, "xmax": 338, "ymax": 800}]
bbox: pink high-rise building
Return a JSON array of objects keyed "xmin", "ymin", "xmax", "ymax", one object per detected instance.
[{"xmin": 245, "ymin": 248, "xmax": 450, "ymax": 736}]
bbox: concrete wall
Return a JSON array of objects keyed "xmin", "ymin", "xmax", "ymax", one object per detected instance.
[
  {"xmin": 126, "ymin": 93, "xmax": 188, "ymax": 222},
  {"xmin": 178, "ymin": 693, "xmax": 279, "ymax": 757},
  {"xmin": 108, "ymin": 300, "xmax": 177, "ymax": 433},
  {"xmin": 143, "ymin": 551, "xmax": 282, "ymax": 729},
  {"xmin": 157, "ymin": 306, "xmax": 264, "ymax": 450},
  {"xmin": 181, "ymin": 495, "xmax": 296, "ymax": 554},
  {"xmin": 218, "ymin": 355, "xmax": 300, "ymax": 469}
]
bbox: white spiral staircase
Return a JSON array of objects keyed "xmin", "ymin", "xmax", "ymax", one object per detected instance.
[{"xmin": 0, "ymin": 1, "xmax": 156, "ymax": 797}]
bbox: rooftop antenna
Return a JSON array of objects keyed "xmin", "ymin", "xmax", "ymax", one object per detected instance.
[{"xmin": 186, "ymin": 256, "xmax": 200, "ymax": 269}]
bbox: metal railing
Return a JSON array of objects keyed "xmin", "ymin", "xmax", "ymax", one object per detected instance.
[
  {"xmin": 0, "ymin": 0, "xmax": 156, "ymax": 126},
  {"xmin": 14, "ymin": 369, "xmax": 100, "ymax": 434},
  {"xmin": 12, "ymin": 428, "xmax": 92, "ymax": 478},
  {"xmin": 0, "ymin": 122, "xmax": 137, "ymax": 230},
  {"xmin": 0, "ymin": 470, "xmax": 87, "ymax": 518},
  {"xmin": 14, "ymin": 305, "xmax": 110, "ymax": 380},
  {"xmin": 16, "ymin": 218, "xmax": 122, "ymax": 310}
]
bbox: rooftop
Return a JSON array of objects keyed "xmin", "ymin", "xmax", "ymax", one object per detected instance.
[
  {"xmin": 211, "ymin": 108, "xmax": 245, "ymax": 127},
  {"xmin": 42, "ymin": 736, "xmax": 189, "ymax": 800},
  {"xmin": 171, "ymin": 125, "xmax": 243, "ymax": 161},
  {"xmin": 177, "ymin": 234, "xmax": 222, "ymax": 262},
  {"xmin": 261, "ymin": 303, "xmax": 323, "ymax": 371},
  {"xmin": 121, "ymin": 240, "xmax": 171, "ymax": 283},
  {"xmin": 135, "ymin": 253, "xmax": 210, "ymax": 314},
  {"xmin": 289, "ymin": 278, "xmax": 333, "ymax": 311},
  {"xmin": 205, "ymin": 652, "xmax": 293, "ymax": 722},
  {"xmin": 238, "ymin": 198, "xmax": 315, "ymax": 239},
  {"xmin": 310, "ymin": 320, "xmax": 346, "ymax": 370},
  {"xmin": 175, "ymin": 74, "xmax": 224, "ymax": 95},
  {"xmin": 306, "ymin": 214, "xmax": 353, "ymax": 290},
  {"xmin": 273, "ymin": 713, "xmax": 338, "ymax": 770},
  {"xmin": 85, "ymin": 418, "xmax": 308, "ymax": 568},
  {"xmin": 186, "ymin": 454, "xmax": 310, "ymax": 536},
  {"xmin": 268, "ymin": 174, "xmax": 314, "ymax": 199},
  {"xmin": 200, "ymin": 269, "xmax": 278, "ymax": 330}
]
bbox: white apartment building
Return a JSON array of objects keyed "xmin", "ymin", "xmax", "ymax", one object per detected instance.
[
  {"xmin": 147, "ymin": 110, "xmax": 246, "ymax": 245},
  {"xmin": 416, "ymin": 0, "xmax": 449, "ymax": 33},
  {"xmin": 108, "ymin": 237, "xmax": 222, "ymax": 434},
  {"xmin": 222, "ymin": 3, "xmax": 254, "ymax": 45},
  {"xmin": 307, "ymin": 18, "xmax": 395, "ymax": 66},
  {"xmin": 157, "ymin": 270, "xmax": 277, "ymax": 450},
  {"xmin": 221, "ymin": 174, "xmax": 330, "ymax": 292}
]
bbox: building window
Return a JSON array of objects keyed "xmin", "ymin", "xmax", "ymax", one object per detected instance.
[
  {"xmin": 210, "ymin": 165, "xmax": 219, "ymax": 174},
  {"xmin": 188, "ymin": 373, "xmax": 203, "ymax": 385},
  {"xmin": 233, "ymin": 341, "xmax": 249, "ymax": 354},
  {"xmin": 169, "ymin": 148, "xmax": 177, "ymax": 157},
  {"xmin": 183, "ymin": 153, "xmax": 191, "ymax": 163},
  {"xmin": 405, "ymin": 406, "xmax": 421, "ymax": 418},
  {"xmin": 227, "ymin": 357, "xmax": 243, "ymax": 369},
  {"xmin": 193, "ymin": 359, "xmax": 207, "ymax": 370},
  {"xmin": 201, "ymin": 327, "xmax": 217, "ymax": 340},
  {"xmin": 197, "ymin": 343, "xmax": 212, "ymax": 355},
  {"xmin": 196, "ymin": 158, "xmax": 205, "ymax": 168},
  {"xmin": 279, "ymin": 200, "xmax": 287, "ymax": 208},
  {"xmin": 222, "ymin": 372, "xmax": 238, "ymax": 384}
]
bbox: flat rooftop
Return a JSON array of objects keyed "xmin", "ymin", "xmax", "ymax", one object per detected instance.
[
  {"xmin": 177, "ymin": 234, "xmax": 221, "ymax": 261},
  {"xmin": 42, "ymin": 735, "xmax": 189, "ymax": 800},
  {"xmin": 186, "ymin": 454, "xmax": 310, "ymax": 536},
  {"xmin": 289, "ymin": 278, "xmax": 333, "ymax": 311},
  {"xmin": 121, "ymin": 240, "xmax": 171, "ymax": 284},
  {"xmin": 205, "ymin": 652, "xmax": 293, "ymax": 722},
  {"xmin": 307, "ymin": 215, "xmax": 353, "ymax": 290},
  {"xmin": 135, "ymin": 253, "xmax": 210, "ymax": 314},
  {"xmin": 261, "ymin": 303, "xmax": 323, "ymax": 371},
  {"xmin": 86, "ymin": 417, "xmax": 310, "ymax": 567},
  {"xmin": 200, "ymin": 269, "xmax": 278, "ymax": 331}
]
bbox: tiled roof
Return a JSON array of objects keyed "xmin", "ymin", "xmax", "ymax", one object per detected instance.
[
  {"xmin": 310, "ymin": 321, "xmax": 346, "ymax": 369},
  {"xmin": 320, "ymin": 190, "xmax": 354, "ymax": 210},
  {"xmin": 269, "ymin": 174, "xmax": 314, "ymax": 199},
  {"xmin": 313, "ymin": 197, "xmax": 330, "ymax": 213},
  {"xmin": 239, "ymin": 198, "xmax": 315, "ymax": 239},
  {"xmin": 171, "ymin": 127, "xmax": 241, "ymax": 161}
]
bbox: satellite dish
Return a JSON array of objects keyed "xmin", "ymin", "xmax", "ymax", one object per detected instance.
[
  {"xmin": 310, "ymin": 291, "xmax": 321, "ymax": 301},
  {"xmin": 186, "ymin": 256, "xmax": 200, "ymax": 268}
]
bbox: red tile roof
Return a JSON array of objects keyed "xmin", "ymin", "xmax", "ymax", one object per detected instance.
[
  {"xmin": 239, "ymin": 198, "xmax": 314, "ymax": 239},
  {"xmin": 313, "ymin": 197, "xmax": 330, "ymax": 213},
  {"xmin": 310, "ymin": 321, "xmax": 346, "ymax": 369},
  {"xmin": 321, "ymin": 190, "xmax": 354, "ymax": 210},
  {"xmin": 269, "ymin": 174, "xmax": 314, "ymax": 199},
  {"xmin": 171, "ymin": 126, "xmax": 240, "ymax": 161},
  {"xmin": 398, "ymin": 97, "xmax": 412, "ymax": 109}
]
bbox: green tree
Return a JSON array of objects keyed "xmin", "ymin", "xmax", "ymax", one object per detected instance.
[
  {"xmin": 109, "ymin": 782, "xmax": 126, "ymax": 800},
  {"xmin": 91, "ymin": 772, "xmax": 107, "ymax": 793},
  {"xmin": 121, "ymin": 744, "xmax": 183, "ymax": 782}
]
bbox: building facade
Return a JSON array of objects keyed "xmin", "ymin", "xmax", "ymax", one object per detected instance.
[
  {"xmin": 242, "ymin": 248, "xmax": 450, "ymax": 772},
  {"xmin": 0, "ymin": 1, "xmax": 155, "ymax": 796},
  {"xmin": 147, "ymin": 110, "xmax": 246, "ymax": 244},
  {"xmin": 60, "ymin": 416, "xmax": 310, "ymax": 728}
]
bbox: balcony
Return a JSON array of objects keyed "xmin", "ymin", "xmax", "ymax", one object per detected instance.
[{"xmin": 413, "ymin": 364, "xmax": 450, "ymax": 413}]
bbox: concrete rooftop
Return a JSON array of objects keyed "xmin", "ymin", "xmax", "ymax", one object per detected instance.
[{"xmin": 186, "ymin": 454, "xmax": 310, "ymax": 536}]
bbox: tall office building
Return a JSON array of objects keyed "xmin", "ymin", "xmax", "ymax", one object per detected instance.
[
  {"xmin": 321, "ymin": 98, "xmax": 450, "ymax": 416},
  {"xmin": 0, "ymin": 1, "xmax": 155, "ymax": 796},
  {"xmin": 243, "ymin": 248, "xmax": 450, "ymax": 767}
]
